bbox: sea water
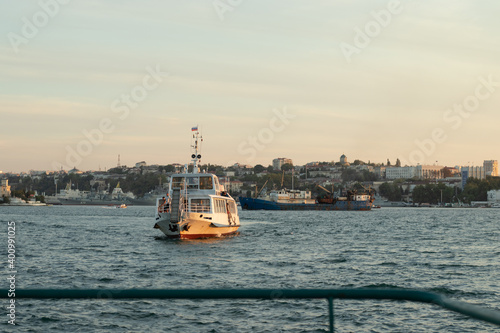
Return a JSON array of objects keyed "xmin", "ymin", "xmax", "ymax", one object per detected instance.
[{"xmin": 1, "ymin": 206, "xmax": 499, "ymax": 332}]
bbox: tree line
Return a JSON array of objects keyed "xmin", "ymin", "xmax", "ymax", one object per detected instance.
[{"xmin": 378, "ymin": 177, "xmax": 500, "ymax": 204}]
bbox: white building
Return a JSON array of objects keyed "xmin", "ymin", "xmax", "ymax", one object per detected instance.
[
  {"xmin": 1, "ymin": 179, "xmax": 11, "ymax": 197},
  {"xmin": 232, "ymin": 163, "xmax": 253, "ymax": 175},
  {"xmin": 219, "ymin": 177, "xmax": 243, "ymax": 193},
  {"xmin": 351, "ymin": 165, "xmax": 374, "ymax": 172},
  {"xmin": 484, "ymin": 160, "xmax": 498, "ymax": 177},
  {"xmin": 487, "ymin": 190, "xmax": 500, "ymax": 203},
  {"xmin": 226, "ymin": 180, "xmax": 243, "ymax": 193},
  {"xmin": 385, "ymin": 165, "xmax": 444, "ymax": 180},
  {"xmin": 273, "ymin": 158, "xmax": 293, "ymax": 170},
  {"xmin": 460, "ymin": 166, "xmax": 485, "ymax": 180},
  {"xmin": 373, "ymin": 166, "xmax": 386, "ymax": 179},
  {"xmin": 415, "ymin": 165, "xmax": 444, "ymax": 179},
  {"xmin": 386, "ymin": 166, "xmax": 417, "ymax": 179}
]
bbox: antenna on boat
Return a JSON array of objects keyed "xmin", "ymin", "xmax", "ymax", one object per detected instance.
[{"xmin": 190, "ymin": 126, "xmax": 202, "ymax": 173}]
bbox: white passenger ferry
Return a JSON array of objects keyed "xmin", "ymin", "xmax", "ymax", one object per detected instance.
[{"xmin": 154, "ymin": 129, "xmax": 240, "ymax": 239}]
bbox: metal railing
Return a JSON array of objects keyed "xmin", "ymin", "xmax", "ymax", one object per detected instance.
[
  {"xmin": 189, "ymin": 204, "xmax": 211, "ymax": 213},
  {"xmin": 3, "ymin": 288, "xmax": 500, "ymax": 332},
  {"xmin": 157, "ymin": 202, "xmax": 170, "ymax": 213}
]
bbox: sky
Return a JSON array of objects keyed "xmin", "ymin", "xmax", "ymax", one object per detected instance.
[{"xmin": 1, "ymin": 0, "xmax": 499, "ymax": 173}]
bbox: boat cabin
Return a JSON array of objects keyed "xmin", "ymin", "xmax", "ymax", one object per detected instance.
[
  {"xmin": 159, "ymin": 173, "xmax": 236, "ymax": 216},
  {"xmin": 270, "ymin": 189, "xmax": 312, "ymax": 202},
  {"xmin": 170, "ymin": 174, "xmax": 223, "ymax": 195}
]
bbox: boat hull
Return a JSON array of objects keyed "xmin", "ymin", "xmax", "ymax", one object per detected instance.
[
  {"xmin": 239, "ymin": 197, "xmax": 372, "ymax": 211},
  {"xmin": 154, "ymin": 214, "xmax": 240, "ymax": 239}
]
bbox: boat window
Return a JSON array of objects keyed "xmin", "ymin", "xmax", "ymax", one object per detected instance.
[
  {"xmin": 214, "ymin": 199, "xmax": 224, "ymax": 213},
  {"xmin": 199, "ymin": 176, "xmax": 213, "ymax": 190},
  {"xmin": 212, "ymin": 198, "xmax": 236, "ymax": 214},
  {"xmin": 187, "ymin": 177, "xmax": 199, "ymax": 189},
  {"xmin": 190, "ymin": 198, "xmax": 210, "ymax": 212},
  {"xmin": 227, "ymin": 201, "xmax": 237, "ymax": 214},
  {"xmin": 171, "ymin": 177, "xmax": 185, "ymax": 188},
  {"xmin": 192, "ymin": 199, "xmax": 210, "ymax": 206}
]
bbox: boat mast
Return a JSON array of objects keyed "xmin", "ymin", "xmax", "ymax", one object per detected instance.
[{"xmin": 191, "ymin": 127, "xmax": 201, "ymax": 174}]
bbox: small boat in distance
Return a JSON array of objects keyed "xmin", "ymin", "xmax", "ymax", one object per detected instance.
[
  {"xmin": 154, "ymin": 128, "xmax": 240, "ymax": 239},
  {"xmin": 117, "ymin": 204, "xmax": 127, "ymax": 208}
]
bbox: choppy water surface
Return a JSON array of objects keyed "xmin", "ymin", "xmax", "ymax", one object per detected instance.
[{"xmin": 1, "ymin": 206, "xmax": 499, "ymax": 332}]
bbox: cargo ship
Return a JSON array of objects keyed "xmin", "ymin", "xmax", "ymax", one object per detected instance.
[{"xmin": 239, "ymin": 188, "xmax": 373, "ymax": 211}]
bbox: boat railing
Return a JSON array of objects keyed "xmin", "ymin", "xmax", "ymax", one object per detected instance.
[
  {"xmin": 4, "ymin": 288, "xmax": 500, "ymax": 332},
  {"xmin": 157, "ymin": 198, "xmax": 170, "ymax": 213},
  {"xmin": 178, "ymin": 197, "xmax": 188, "ymax": 219},
  {"xmin": 189, "ymin": 204, "xmax": 211, "ymax": 213}
]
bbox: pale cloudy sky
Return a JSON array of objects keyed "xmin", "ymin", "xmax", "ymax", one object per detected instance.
[{"xmin": 1, "ymin": 0, "xmax": 499, "ymax": 172}]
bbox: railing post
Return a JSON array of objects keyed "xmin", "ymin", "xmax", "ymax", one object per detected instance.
[{"xmin": 328, "ymin": 296, "xmax": 334, "ymax": 332}]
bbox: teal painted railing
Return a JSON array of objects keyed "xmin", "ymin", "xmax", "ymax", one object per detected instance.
[{"xmin": 4, "ymin": 288, "xmax": 500, "ymax": 332}]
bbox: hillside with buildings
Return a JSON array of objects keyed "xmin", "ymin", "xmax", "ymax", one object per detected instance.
[{"xmin": 1, "ymin": 156, "xmax": 499, "ymax": 207}]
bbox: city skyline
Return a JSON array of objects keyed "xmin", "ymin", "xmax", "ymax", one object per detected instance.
[
  {"xmin": 1, "ymin": 154, "xmax": 498, "ymax": 174},
  {"xmin": 2, "ymin": 1, "xmax": 500, "ymax": 173}
]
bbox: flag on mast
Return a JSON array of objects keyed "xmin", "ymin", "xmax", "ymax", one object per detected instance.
[{"xmin": 191, "ymin": 126, "xmax": 198, "ymax": 132}]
